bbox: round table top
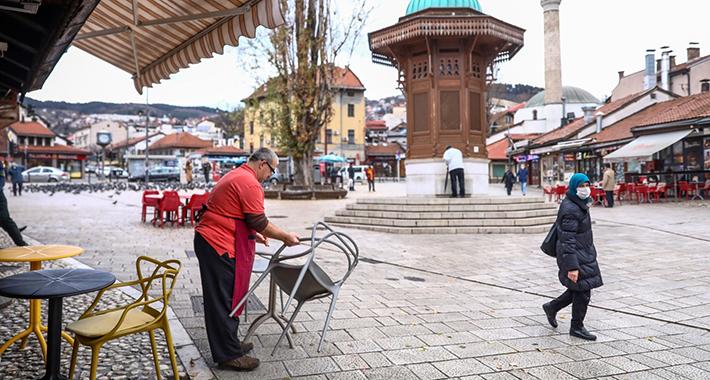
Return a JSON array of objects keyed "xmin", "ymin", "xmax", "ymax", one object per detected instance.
[
  {"xmin": 0, "ymin": 269, "xmax": 115, "ymax": 300},
  {"xmin": 0, "ymin": 245, "xmax": 84, "ymax": 263}
]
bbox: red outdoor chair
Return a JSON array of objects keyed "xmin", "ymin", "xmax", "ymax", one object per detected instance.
[
  {"xmin": 543, "ymin": 185, "xmax": 555, "ymax": 202},
  {"xmin": 648, "ymin": 183, "xmax": 667, "ymax": 202},
  {"xmin": 590, "ymin": 187, "xmax": 606, "ymax": 207},
  {"xmin": 156, "ymin": 191, "xmax": 181, "ymax": 227},
  {"xmin": 678, "ymin": 181, "xmax": 692, "ymax": 200},
  {"xmin": 625, "ymin": 183, "xmax": 636, "ymax": 202},
  {"xmin": 614, "ymin": 184, "xmax": 625, "ymax": 205},
  {"xmin": 181, "ymin": 192, "xmax": 209, "ymax": 226},
  {"xmin": 141, "ymin": 190, "xmax": 160, "ymax": 223},
  {"xmin": 554, "ymin": 185, "xmax": 567, "ymax": 202},
  {"xmin": 635, "ymin": 184, "xmax": 650, "ymax": 204}
]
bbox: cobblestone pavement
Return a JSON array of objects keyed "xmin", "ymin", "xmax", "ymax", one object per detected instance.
[
  {"xmin": 0, "ymin": 237, "xmax": 188, "ymax": 379},
  {"xmin": 3, "ymin": 182, "xmax": 710, "ymax": 379}
]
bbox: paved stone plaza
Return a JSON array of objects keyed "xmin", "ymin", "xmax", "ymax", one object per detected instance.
[{"xmin": 2, "ymin": 182, "xmax": 710, "ymax": 379}]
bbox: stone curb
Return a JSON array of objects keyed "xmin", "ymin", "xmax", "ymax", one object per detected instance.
[{"xmin": 24, "ymin": 235, "xmax": 215, "ymax": 380}]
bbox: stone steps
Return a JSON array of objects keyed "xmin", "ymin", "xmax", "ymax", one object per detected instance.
[
  {"xmin": 336, "ymin": 208, "xmax": 557, "ymax": 220},
  {"xmin": 329, "ymin": 196, "xmax": 557, "ymax": 234},
  {"xmin": 325, "ymin": 222, "xmax": 550, "ymax": 235}
]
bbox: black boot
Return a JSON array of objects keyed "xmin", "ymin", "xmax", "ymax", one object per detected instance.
[
  {"xmin": 542, "ymin": 302, "xmax": 558, "ymax": 328},
  {"xmin": 570, "ymin": 326, "xmax": 597, "ymax": 341}
]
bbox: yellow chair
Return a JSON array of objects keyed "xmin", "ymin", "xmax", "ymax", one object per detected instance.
[{"xmin": 66, "ymin": 257, "xmax": 182, "ymax": 380}]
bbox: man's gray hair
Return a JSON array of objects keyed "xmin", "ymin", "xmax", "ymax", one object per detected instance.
[{"xmin": 249, "ymin": 147, "xmax": 279, "ymax": 164}]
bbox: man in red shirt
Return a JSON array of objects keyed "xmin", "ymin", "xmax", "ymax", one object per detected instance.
[{"xmin": 194, "ymin": 148, "xmax": 299, "ymax": 371}]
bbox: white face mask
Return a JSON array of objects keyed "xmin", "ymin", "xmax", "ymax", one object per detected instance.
[{"xmin": 576, "ymin": 187, "xmax": 591, "ymax": 199}]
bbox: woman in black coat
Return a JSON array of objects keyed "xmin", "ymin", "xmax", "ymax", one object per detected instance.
[
  {"xmin": 500, "ymin": 166, "xmax": 515, "ymax": 196},
  {"xmin": 542, "ymin": 173, "xmax": 603, "ymax": 341}
]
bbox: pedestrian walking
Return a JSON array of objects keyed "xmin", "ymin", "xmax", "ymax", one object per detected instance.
[
  {"xmin": 366, "ymin": 165, "xmax": 375, "ymax": 192},
  {"xmin": 501, "ymin": 166, "xmax": 515, "ymax": 196},
  {"xmin": 202, "ymin": 160, "xmax": 211, "ymax": 183},
  {"xmin": 443, "ymin": 145, "xmax": 465, "ymax": 197},
  {"xmin": 194, "ymin": 148, "xmax": 299, "ymax": 371},
  {"xmin": 347, "ymin": 162, "xmax": 355, "ymax": 191},
  {"xmin": 184, "ymin": 160, "xmax": 193, "ymax": 184},
  {"xmin": 517, "ymin": 163, "xmax": 529, "ymax": 196},
  {"xmin": 542, "ymin": 173, "xmax": 603, "ymax": 341},
  {"xmin": 601, "ymin": 163, "xmax": 616, "ymax": 208},
  {"xmin": 8, "ymin": 162, "xmax": 24, "ymax": 196},
  {"xmin": 0, "ymin": 160, "xmax": 27, "ymax": 246}
]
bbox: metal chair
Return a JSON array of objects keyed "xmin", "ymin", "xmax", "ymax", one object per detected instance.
[
  {"xmin": 231, "ymin": 222, "xmax": 358, "ymax": 354},
  {"xmin": 66, "ymin": 257, "xmax": 181, "ymax": 380}
]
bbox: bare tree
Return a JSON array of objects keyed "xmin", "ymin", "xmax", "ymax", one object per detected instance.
[{"xmin": 243, "ymin": 0, "xmax": 370, "ymax": 186}]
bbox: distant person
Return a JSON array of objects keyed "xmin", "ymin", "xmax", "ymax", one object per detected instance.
[
  {"xmin": 542, "ymin": 173, "xmax": 603, "ymax": 341},
  {"xmin": 443, "ymin": 145, "xmax": 465, "ymax": 197},
  {"xmin": 517, "ymin": 163, "xmax": 529, "ymax": 196},
  {"xmin": 9, "ymin": 162, "xmax": 24, "ymax": 196},
  {"xmin": 185, "ymin": 160, "xmax": 193, "ymax": 184},
  {"xmin": 601, "ymin": 163, "xmax": 616, "ymax": 208},
  {"xmin": 366, "ymin": 165, "xmax": 375, "ymax": 192},
  {"xmin": 202, "ymin": 161, "xmax": 211, "ymax": 183},
  {"xmin": 501, "ymin": 166, "xmax": 515, "ymax": 196},
  {"xmin": 347, "ymin": 162, "xmax": 355, "ymax": 191},
  {"xmin": 0, "ymin": 161, "xmax": 27, "ymax": 246}
]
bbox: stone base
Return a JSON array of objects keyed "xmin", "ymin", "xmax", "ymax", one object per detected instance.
[{"xmin": 405, "ymin": 158, "xmax": 490, "ymax": 197}]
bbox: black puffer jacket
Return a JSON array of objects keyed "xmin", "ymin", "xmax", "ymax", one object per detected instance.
[{"xmin": 555, "ymin": 196, "xmax": 603, "ymax": 291}]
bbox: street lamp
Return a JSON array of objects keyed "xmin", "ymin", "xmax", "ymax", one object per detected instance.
[{"xmin": 138, "ymin": 110, "xmax": 150, "ymax": 182}]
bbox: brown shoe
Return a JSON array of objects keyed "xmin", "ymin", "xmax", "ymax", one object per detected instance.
[
  {"xmin": 240, "ymin": 341, "xmax": 254, "ymax": 354},
  {"xmin": 218, "ymin": 356, "xmax": 260, "ymax": 371}
]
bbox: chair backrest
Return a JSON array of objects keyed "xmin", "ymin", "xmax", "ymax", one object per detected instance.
[
  {"xmin": 142, "ymin": 190, "xmax": 160, "ymax": 206},
  {"xmin": 161, "ymin": 191, "xmax": 181, "ymax": 210},
  {"xmin": 135, "ymin": 256, "xmax": 182, "ymax": 318},
  {"xmin": 186, "ymin": 192, "xmax": 207, "ymax": 209},
  {"xmin": 279, "ymin": 221, "xmax": 359, "ymax": 311},
  {"xmin": 543, "ymin": 186, "xmax": 553, "ymax": 195}
]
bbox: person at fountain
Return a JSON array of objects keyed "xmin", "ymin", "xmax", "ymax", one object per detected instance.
[
  {"xmin": 501, "ymin": 165, "xmax": 515, "ymax": 196},
  {"xmin": 366, "ymin": 165, "xmax": 376, "ymax": 192},
  {"xmin": 202, "ymin": 160, "xmax": 211, "ymax": 183},
  {"xmin": 443, "ymin": 145, "xmax": 465, "ymax": 197},
  {"xmin": 8, "ymin": 161, "xmax": 24, "ymax": 196},
  {"xmin": 194, "ymin": 147, "xmax": 300, "ymax": 371},
  {"xmin": 347, "ymin": 162, "xmax": 356, "ymax": 191},
  {"xmin": 542, "ymin": 173, "xmax": 603, "ymax": 341},
  {"xmin": 184, "ymin": 160, "xmax": 193, "ymax": 184}
]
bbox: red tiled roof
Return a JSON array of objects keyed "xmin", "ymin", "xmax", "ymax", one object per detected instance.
[
  {"xmin": 195, "ymin": 145, "xmax": 246, "ymax": 156},
  {"xmin": 24, "ymin": 145, "xmax": 90, "ymax": 155},
  {"xmin": 366, "ymin": 120, "xmax": 387, "ymax": 130},
  {"xmin": 532, "ymin": 88, "xmax": 675, "ymax": 146},
  {"xmin": 148, "ymin": 133, "xmax": 212, "ymax": 151},
  {"xmin": 244, "ymin": 66, "xmax": 365, "ymax": 101},
  {"xmin": 365, "ymin": 143, "xmax": 404, "ymax": 157},
  {"xmin": 108, "ymin": 133, "xmax": 162, "ymax": 150},
  {"xmin": 486, "ymin": 138, "xmax": 509, "ymax": 161},
  {"xmin": 9, "ymin": 121, "xmax": 55, "ymax": 137}
]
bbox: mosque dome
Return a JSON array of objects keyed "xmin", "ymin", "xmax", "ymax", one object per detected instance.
[
  {"xmin": 405, "ymin": 0, "xmax": 482, "ymax": 15},
  {"xmin": 525, "ymin": 86, "xmax": 600, "ymax": 108}
]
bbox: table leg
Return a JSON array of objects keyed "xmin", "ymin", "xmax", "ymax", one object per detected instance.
[{"xmin": 40, "ymin": 298, "xmax": 67, "ymax": 380}]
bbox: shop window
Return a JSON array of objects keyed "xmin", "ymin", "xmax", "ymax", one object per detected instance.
[
  {"xmin": 671, "ymin": 140, "xmax": 684, "ymax": 171},
  {"xmin": 347, "ymin": 104, "xmax": 355, "ymax": 118},
  {"xmin": 684, "ymin": 138, "xmax": 702, "ymax": 170},
  {"xmin": 704, "ymin": 137, "xmax": 710, "ymax": 169}
]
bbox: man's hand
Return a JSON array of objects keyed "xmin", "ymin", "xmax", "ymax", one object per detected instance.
[
  {"xmin": 282, "ymin": 232, "xmax": 300, "ymax": 247},
  {"xmin": 567, "ymin": 270, "xmax": 579, "ymax": 283},
  {"xmin": 255, "ymin": 232, "xmax": 268, "ymax": 246}
]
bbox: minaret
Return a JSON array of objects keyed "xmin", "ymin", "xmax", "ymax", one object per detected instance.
[{"xmin": 541, "ymin": 0, "xmax": 562, "ymax": 104}]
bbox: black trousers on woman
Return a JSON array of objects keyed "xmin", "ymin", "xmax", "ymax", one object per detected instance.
[
  {"xmin": 548, "ymin": 289, "xmax": 591, "ymax": 328},
  {"xmin": 194, "ymin": 232, "xmax": 245, "ymax": 364}
]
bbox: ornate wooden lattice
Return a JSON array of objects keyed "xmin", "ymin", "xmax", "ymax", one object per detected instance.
[
  {"xmin": 410, "ymin": 61, "xmax": 429, "ymax": 80},
  {"xmin": 439, "ymin": 57, "xmax": 460, "ymax": 77}
]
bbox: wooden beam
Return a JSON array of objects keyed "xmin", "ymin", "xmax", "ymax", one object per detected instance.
[
  {"xmin": 0, "ymin": 31, "xmax": 37, "ymax": 54},
  {"xmin": 74, "ymin": 26, "xmax": 131, "ymax": 40},
  {"xmin": 129, "ymin": 30, "xmax": 141, "ymax": 80}
]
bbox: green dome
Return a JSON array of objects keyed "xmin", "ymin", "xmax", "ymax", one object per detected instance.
[
  {"xmin": 405, "ymin": 0, "xmax": 482, "ymax": 15},
  {"xmin": 525, "ymin": 86, "xmax": 600, "ymax": 108}
]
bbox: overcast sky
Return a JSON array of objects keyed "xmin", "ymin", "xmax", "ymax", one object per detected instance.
[{"xmin": 28, "ymin": 0, "xmax": 709, "ymax": 110}]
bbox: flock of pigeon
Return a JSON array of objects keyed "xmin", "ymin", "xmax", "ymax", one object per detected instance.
[{"xmin": 24, "ymin": 181, "xmax": 215, "ymax": 196}]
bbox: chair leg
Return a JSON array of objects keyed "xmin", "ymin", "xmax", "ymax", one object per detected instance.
[
  {"xmin": 271, "ymin": 301, "xmax": 305, "ymax": 356},
  {"xmin": 89, "ymin": 344, "xmax": 102, "ymax": 380},
  {"xmin": 162, "ymin": 322, "xmax": 180, "ymax": 380},
  {"xmin": 68, "ymin": 338, "xmax": 80, "ymax": 380},
  {"xmin": 318, "ymin": 291, "xmax": 339, "ymax": 352},
  {"xmin": 149, "ymin": 329, "xmax": 163, "ymax": 380}
]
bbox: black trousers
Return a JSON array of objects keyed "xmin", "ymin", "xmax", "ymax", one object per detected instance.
[
  {"xmin": 548, "ymin": 289, "xmax": 591, "ymax": 328},
  {"xmin": 605, "ymin": 191, "xmax": 614, "ymax": 207},
  {"xmin": 0, "ymin": 190, "xmax": 25, "ymax": 246},
  {"xmin": 194, "ymin": 232, "xmax": 245, "ymax": 364},
  {"xmin": 12, "ymin": 182, "xmax": 22, "ymax": 196},
  {"xmin": 505, "ymin": 185, "xmax": 513, "ymax": 196},
  {"xmin": 368, "ymin": 180, "xmax": 375, "ymax": 192},
  {"xmin": 449, "ymin": 169, "xmax": 465, "ymax": 197}
]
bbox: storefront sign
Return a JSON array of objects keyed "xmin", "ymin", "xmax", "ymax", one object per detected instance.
[
  {"xmin": 563, "ymin": 154, "xmax": 576, "ymax": 161},
  {"xmin": 513, "ymin": 154, "xmax": 539, "ymax": 163}
]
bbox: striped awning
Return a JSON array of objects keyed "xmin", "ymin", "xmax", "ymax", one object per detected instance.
[{"xmin": 72, "ymin": 0, "xmax": 284, "ymax": 93}]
